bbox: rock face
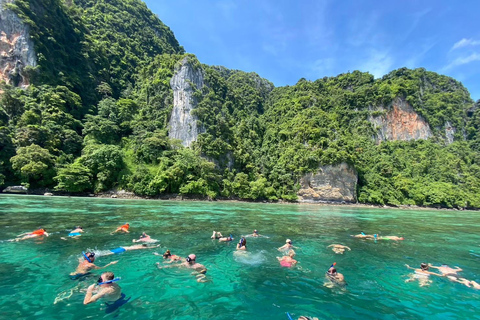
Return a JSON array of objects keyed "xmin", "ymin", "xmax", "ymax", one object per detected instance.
[
  {"xmin": 0, "ymin": 0, "xmax": 37, "ymax": 88},
  {"xmin": 168, "ymin": 57, "xmax": 204, "ymax": 147},
  {"xmin": 369, "ymin": 98, "xmax": 432, "ymax": 142},
  {"xmin": 297, "ymin": 163, "xmax": 357, "ymax": 203}
]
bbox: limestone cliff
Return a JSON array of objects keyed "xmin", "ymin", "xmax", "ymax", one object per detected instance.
[
  {"xmin": 297, "ymin": 163, "xmax": 357, "ymax": 203},
  {"xmin": 168, "ymin": 57, "xmax": 204, "ymax": 147},
  {"xmin": 369, "ymin": 98, "xmax": 432, "ymax": 143},
  {"xmin": 0, "ymin": 0, "xmax": 36, "ymax": 88}
]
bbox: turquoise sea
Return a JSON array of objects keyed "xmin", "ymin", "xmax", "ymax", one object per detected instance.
[{"xmin": 0, "ymin": 194, "xmax": 479, "ymax": 320}]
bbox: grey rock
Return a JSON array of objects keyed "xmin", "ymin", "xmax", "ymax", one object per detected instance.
[
  {"xmin": 0, "ymin": 0, "xmax": 37, "ymax": 88},
  {"xmin": 44, "ymin": 192, "xmax": 53, "ymax": 196},
  {"xmin": 168, "ymin": 57, "xmax": 205, "ymax": 147},
  {"xmin": 3, "ymin": 185, "xmax": 28, "ymax": 193},
  {"xmin": 444, "ymin": 121, "xmax": 455, "ymax": 145},
  {"xmin": 297, "ymin": 162, "xmax": 357, "ymax": 203}
]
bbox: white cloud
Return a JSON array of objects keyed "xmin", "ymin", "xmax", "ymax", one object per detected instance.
[
  {"xmin": 452, "ymin": 38, "xmax": 480, "ymax": 50},
  {"xmin": 359, "ymin": 50, "xmax": 393, "ymax": 78},
  {"xmin": 441, "ymin": 52, "xmax": 480, "ymax": 72}
]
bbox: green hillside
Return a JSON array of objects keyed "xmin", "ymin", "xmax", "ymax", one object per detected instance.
[{"xmin": 1, "ymin": 0, "xmax": 479, "ymax": 209}]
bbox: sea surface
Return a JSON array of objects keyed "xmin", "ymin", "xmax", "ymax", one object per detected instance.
[{"xmin": 0, "ymin": 194, "xmax": 479, "ymax": 320}]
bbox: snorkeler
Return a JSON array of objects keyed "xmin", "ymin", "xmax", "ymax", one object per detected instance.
[
  {"xmin": 12, "ymin": 228, "xmax": 49, "ymax": 241},
  {"xmin": 95, "ymin": 244, "xmax": 161, "ymax": 257},
  {"xmin": 111, "ymin": 223, "xmax": 129, "ymax": 234},
  {"xmin": 154, "ymin": 249, "xmax": 182, "ymax": 263},
  {"xmin": 350, "ymin": 232, "xmax": 376, "ymax": 239},
  {"xmin": 211, "ymin": 231, "xmax": 223, "ymax": 239},
  {"xmin": 277, "ymin": 250, "xmax": 297, "ymax": 268},
  {"xmin": 70, "ymin": 252, "xmax": 118, "ymax": 278},
  {"xmin": 157, "ymin": 254, "xmax": 208, "ymax": 282},
  {"xmin": 405, "ymin": 263, "xmax": 444, "ymax": 287},
  {"xmin": 298, "ymin": 317, "xmax": 319, "ymax": 320},
  {"xmin": 326, "ymin": 265, "xmax": 345, "ymax": 283},
  {"xmin": 447, "ymin": 276, "xmax": 480, "ymax": 289},
  {"xmin": 83, "ymin": 272, "xmax": 122, "ymax": 305},
  {"xmin": 428, "ymin": 264, "xmax": 463, "ymax": 276},
  {"xmin": 236, "ymin": 237, "xmax": 247, "ymax": 250},
  {"xmin": 132, "ymin": 232, "xmax": 158, "ymax": 243},
  {"xmin": 61, "ymin": 226, "xmax": 84, "ymax": 240},
  {"xmin": 278, "ymin": 239, "xmax": 297, "ymax": 251},
  {"xmin": 327, "ymin": 244, "xmax": 351, "ymax": 254},
  {"xmin": 219, "ymin": 234, "xmax": 234, "ymax": 242},
  {"xmin": 377, "ymin": 236, "xmax": 404, "ymax": 241}
]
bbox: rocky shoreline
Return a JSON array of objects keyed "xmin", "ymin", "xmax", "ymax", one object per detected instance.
[{"xmin": 0, "ymin": 186, "xmax": 472, "ymax": 211}]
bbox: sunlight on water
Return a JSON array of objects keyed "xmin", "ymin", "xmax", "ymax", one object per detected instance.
[{"xmin": 0, "ymin": 194, "xmax": 479, "ymax": 319}]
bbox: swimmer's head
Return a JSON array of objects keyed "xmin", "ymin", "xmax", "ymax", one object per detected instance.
[
  {"xmin": 75, "ymin": 226, "xmax": 82, "ymax": 230},
  {"xmin": 253, "ymin": 230, "xmax": 258, "ymax": 234},
  {"xmin": 288, "ymin": 250, "xmax": 295, "ymax": 257},
  {"xmin": 140, "ymin": 232, "xmax": 147, "ymax": 238},
  {"xmin": 163, "ymin": 250, "xmax": 171, "ymax": 258},
  {"xmin": 125, "ymin": 223, "xmax": 129, "ymax": 226},
  {"xmin": 329, "ymin": 267, "xmax": 337, "ymax": 274},
  {"xmin": 239, "ymin": 237, "xmax": 246, "ymax": 246},
  {"xmin": 84, "ymin": 252, "xmax": 95, "ymax": 262},
  {"xmin": 98, "ymin": 272, "xmax": 115, "ymax": 284},
  {"xmin": 186, "ymin": 254, "xmax": 196, "ymax": 263},
  {"xmin": 286, "ymin": 239, "xmax": 292, "ymax": 244},
  {"xmin": 420, "ymin": 263, "xmax": 429, "ymax": 270}
]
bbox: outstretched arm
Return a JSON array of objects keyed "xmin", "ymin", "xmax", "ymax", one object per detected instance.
[
  {"xmin": 346, "ymin": 246, "xmax": 351, "ymax": 251},
  {"xmin": 405, "ymin": 264, "xmax": 414, "ymax": 270},
  {"xmin": 84, "ymin": 285, "xmax": 107, "ymax": 304},
  {"xmin": 98, "ymin": 261, "xmax": 118, "ymax": 269}
]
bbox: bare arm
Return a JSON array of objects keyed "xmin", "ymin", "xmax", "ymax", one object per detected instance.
[
  {"xmin": 83, "ymin": 285, "xmax": 108, "ymax": 304},
  {"xmin": 327, "ymin": 244, "xmax": 334, "ymax": 248},
  {"xmin": 405, "ymin": 264, "xmax": 414, "ymax": 270},
  {"xmin": 346, "ymin": 246, "xmax": 351, "ymax": 251}
]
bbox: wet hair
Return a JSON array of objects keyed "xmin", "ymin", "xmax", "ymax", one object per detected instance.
[
  {"xmin": 103, "ymin": 272, "xmax": 114, "ymax": 281},
  {"xmin": 163, "ymin": 250, "xmax": 171, "ymax": 258},
  {"xmin": 86, "ymin": 252, "xmax": 95, "ymax": 259},
  {"xmin": 330, "ymin": 268, "xmax": 337, "ymax": 274},
  {"xmin": 420, "ymin": 263, "xmax": 428, "ymax": 270},
  {"xmin": 239, "ymin": 237, "xmax": 246, "ymax": 247}
]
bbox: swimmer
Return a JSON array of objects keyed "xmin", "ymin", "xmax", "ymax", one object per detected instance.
[
  {"xmin": 70, "ymin": 252, "xmax": 118, "ymax": 278},
  {"xmin": 236, "ymin": 237, "xmax": 247, "ymax": 250},
  {"xmin": 378, "ymin": 236, "xmax": 404, "ymax": 241},
  {"xmin": 84, "ymin": 272, "xmax": 122, "ymax": 305},
  {"xmin": 211, "ymin": 231, "xmax": 223, "ymax": 239},
  {"xmin": 278, "ymin": 239, "xmax": 297, "ymax": 251},
  {"xmin": 277, "ymin": 250, "xmax": 297, "ymax": 268},
  {"xmin": 325, "ymin": 265, "xmax": 345, "ymax": 284},
  {"xmin": 298, "ymin": 317, "xmax": 319, "ymax": 320},
  {"xmin": 153, "ymin": 249, "xmax": 182, "ymax": 263},
  {"xmin": 111, "ymin": 223, "xmax": 129, "ymax": 234},
  {"xmin": 428, "ymin": 264, "xmax": 462, "ymax": 276},
  {"xmin": 405, "ymin": 263, "xmax": 444, "ymax": 287},
  {"xmin": 327, "ymin": 244, "xmax": 351, "ymax": 254},
  {"xmin": 96, "ymin": 244, "xmax": 161, "ymax": 257},
  {"xmin": 61, "ymin": 226, "xmax": 84, "ymax": 240},
  {"xmin": 157, "ymin": 253, "xmax": 208, "ymax": 282},
  {"xmin": 12, "ymin": 228, "xmax": 49, "ymax": 241},
  {"xmin": 252, "ymin": 230, "xmax": 260, "ymax": 237},
  {"xmin": 447, "ymin": 276, "xmax": 480, "ymax": 289},
  {"xmin": 351, "ymin": 233, "xmax": 376, "ymax": 239},
  {"xmin": 132, "ymin": 232, "xmax": 158, "ymax": 243},
  {"xmin": 219, "ymin": 234, "xmax": 234, "ymax": 242}
]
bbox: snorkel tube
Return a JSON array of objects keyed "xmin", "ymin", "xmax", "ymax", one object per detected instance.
[
  {"xmin": 361, "ymin": 232, "xmax": 366, "ymax": 236},
  {"xmin": 286, "ymin": 312, "xmax": 294, "ymax": 320},
  {"xmin": 82, "ymin": 251, "xmax": 92, "ymax": 263},
  {"xmin": 97, "ymin": 277, "xmax": 121, "ymax": 285}
]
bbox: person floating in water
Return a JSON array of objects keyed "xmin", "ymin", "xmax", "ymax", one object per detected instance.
[
  {"xmin": 154, "ymin": 249, "xmax": 182, "ymax": 263},
  {"xmin": 211, "ymin": 231, "xmax": 223, "ymax": 239},
  {"xmin": 83, "ymin": 272, "xmax": 122, "ymax": 305},
  {"xmin": 351, "ymin": 232, "xmax": 376, "ymax": 240},
  {"xmin": 70, "ymin": 252, "xmax": 118, "ymax": 278},
  {"xmin": 278, "ymin": 239, "xmax": 297, "ymax": 252},
  {"xmin": 157, "ymin": 253, "xmax": 208, "ymax": 282},
  {"xmin": 236, "ymin": 237, "xmax": 247, "ymax": 250},
  {"xmin": 132, "ymin": 232, "xmax": 158, "ymax": 243},
  {"xmin": 95, "ymin": 244, "xmax": 160, "ymax": 257},
  {"xmin": 325, "ymin": 265, "xmax": 345, "ymax": 287},
  {"xmin": 12, "ymin": 228, "xmax": 49, "ymax": 241},
  {"xmin": 111, "ymin": 223, "xmax": 129, "ymax": 234},
  {"xmin": 61, "ymin": 226, "xmax": 84, "ymax": 240},
  {"xmin": 327, "ymin": 244, "xmax": 351, "ymax": 254},
  {"xmin": 219, "ymin": 234, "xmax": 234, "ymax": 242},
  {"xmin": 447, "ymin": 276, "xmax": 480, "ymax": 289},
  {"xmin": 377, "ymin": 236, "xmax": 404, "ymax": 241},
  {"xmin": 428, "ymin": 264, "xmax": 462, "ymax": 276},
  {"xmin": 405, "ymin": 263, "xmax": 444, "ymax": 287},
  {"xmin": 298, "ymin": 316, "xmax": 319, "ymax": 320},
  {"xmin": 277, "ymin": 250, "xmax": 297, "ymax": 268}
]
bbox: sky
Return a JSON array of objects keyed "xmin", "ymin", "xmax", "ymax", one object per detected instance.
[{"xmin": 145, "ymin": 0, "xmax": 480, "ymax": 100}]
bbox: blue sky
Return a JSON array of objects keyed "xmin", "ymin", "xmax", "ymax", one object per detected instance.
[{"xmin": 145, "ymin": 0, "xmax": 480, "ymax": 100}]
